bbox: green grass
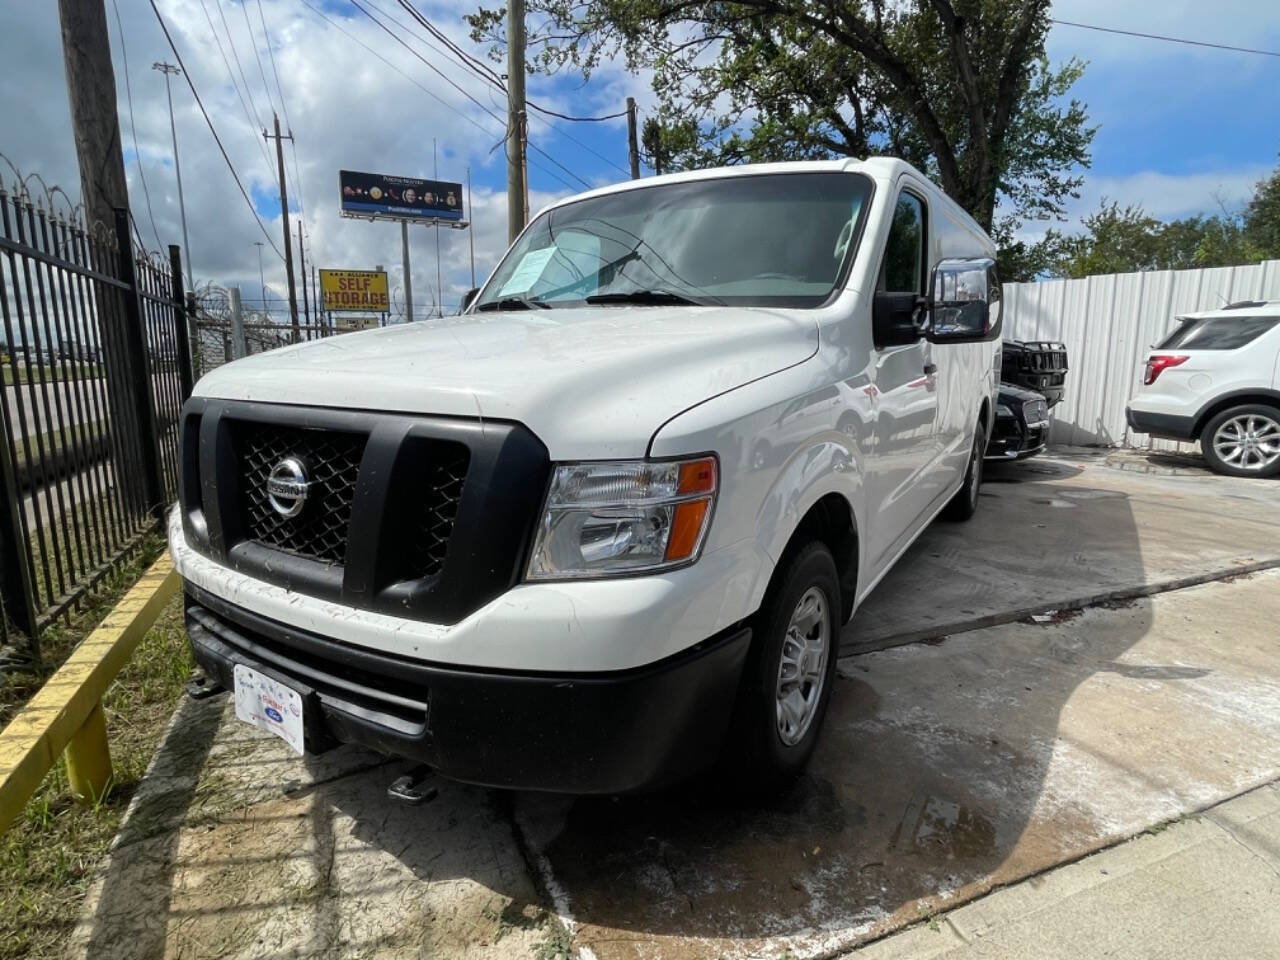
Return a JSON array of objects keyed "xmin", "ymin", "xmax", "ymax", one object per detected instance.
[
  {"xmin": 0, "ymin": 540, "xmax": 189, "ymax": 960},
  {"xmin": 21, "ymin": 489, "xmax": 148, "ymax": 618},
  {"xmin": 13, "ymin": 419, "xmax": 107, "ymax": 477},
  {"xmin": 1, "ymin": 362, "xmax": 104, "ymax": 387}
]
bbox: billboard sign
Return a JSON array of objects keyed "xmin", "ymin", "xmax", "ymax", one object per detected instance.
[
  {"xmin": 339, "ymin": 169, "xmax": 464, "ymax": 222},
  {"xmin": 319, "ymin": 268, "xmax": 389, "ymax": 313}
]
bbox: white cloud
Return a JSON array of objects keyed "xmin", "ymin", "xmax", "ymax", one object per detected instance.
[
  {"xmin": 1067, "ymin": 165, "xmax": 1270, "ymax": 222},
  {"xmin": 2, "ymin": 0, "xmax": 620, "ymax": 324}
]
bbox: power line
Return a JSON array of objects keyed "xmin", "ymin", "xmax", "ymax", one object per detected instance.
[
  {"xmin": 239, "ymin": 0, "xmax": 279, "ymax": 117},
  {"xmin": 381, "ymin": 0, "xmax": 629, "ymax": 176},
  {"xmin": 109, "ymin": 0, "xmax": 162, "ymax": 252},
  {"xmin": 393, "ymin": 0, "xmax": 505, "ymax": 88},
  {"xmin": 349, "ymin": 0, "xmax": 593, "ymax": 189},
  {"xmin": 213, "ymin": 0, "xmax": 266, "ymax": 131},
  {"xmin": 395, "ymin": 1, "xmax": 631, "ymax": 122},
  {"xmin": 148, "ymin": 0, "xmax": 286, "ymax": 260},
  {"xmin": 528, "ymin": 103, "xmax": 629, "ymax": 123},
  {"xmin": 255, "ymin": 0, "xmax": 307, "ymax": 219},
  {"xmin": 1050, "ymin": 18, "xmax": 1280, "ymax": 58},
  {"xmin": 295, "ymin": 0, "xmax": 581, "ymax": 191},
  {"xmin": 196, "ymin": 0, "xmax": 276, "ymax": 174}
]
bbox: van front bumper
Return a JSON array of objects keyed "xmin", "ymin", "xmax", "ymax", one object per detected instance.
[{"xmin": 184, "ymin": 584, "xmax": 751, "ymax": 795}]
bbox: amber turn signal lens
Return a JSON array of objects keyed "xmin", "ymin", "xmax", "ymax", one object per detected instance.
[
  {"xmin": 677, "ymin": 457, "xmax": 717, "ymax": 495},
  {"xmin": 666, "ymin": 498, "xmax": 711, "ymax": 562}
]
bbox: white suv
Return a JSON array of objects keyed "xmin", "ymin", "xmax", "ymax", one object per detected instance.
[
  {"xmin": 1126, "ymin": 301, "xmax": 1280, "ymax": 477},
  {"xmin": 171, "ymin": 159, "xmax": 1001, "ymax": 793}
]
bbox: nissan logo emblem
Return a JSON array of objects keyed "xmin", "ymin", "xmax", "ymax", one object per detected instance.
[{"xmin": 266, "ymin": 457, "xmax": 310, "ymax": 518}]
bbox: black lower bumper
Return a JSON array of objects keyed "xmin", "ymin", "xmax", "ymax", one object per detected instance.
[
  {"xmin": 986, "ymin": 414, "xmax": 1047, "ymax": 461},
  {"xmin": 1125, "ymin": 407, "xmax": 1196, "ymax": 442},
  {"xmin": 184, "ymin": 585, "xmax": 751, "ymax": 795}
]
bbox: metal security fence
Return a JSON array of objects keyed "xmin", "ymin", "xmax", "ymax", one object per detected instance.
[
  {"xmin": 190, "ymin": 283, "xmax": 336, "ymax": 376},
  {"xmin": 0, "ymin": 175, "xmax": 192, "ymax": 662},
  {"xmin": 1004, "ymin": 260, "xmax": 1280, "ymax": 452}
]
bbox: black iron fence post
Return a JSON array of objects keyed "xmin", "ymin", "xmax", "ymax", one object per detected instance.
[
  {"xmin": 0, "ymin": 417, "xmax": 40, "ymax": 656},
  {"xmin": 168, "ymin": 244, "xmax": 195, "ymax": 400},
  {"xmin": 113, "ymin": 208, "xmax": 166, "ymax": 523}
]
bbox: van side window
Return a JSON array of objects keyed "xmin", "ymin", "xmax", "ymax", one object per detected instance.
[{"xmin": 879, "ymin": 191, "xmax": 926, "ymax": 295}]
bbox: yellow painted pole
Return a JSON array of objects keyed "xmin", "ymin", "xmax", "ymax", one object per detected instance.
[{"xmin": 65, "ymin": 701, "xmax": 112, "ymax": 803}]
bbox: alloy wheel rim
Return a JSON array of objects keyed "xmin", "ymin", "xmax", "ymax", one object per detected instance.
[
  {"xmin": 775, "ymin": 586, "xmax": 831, "ymax": 746},
  {"xmin": 1213, "ymin": 414, "xmax": 1280, "ymax": 472}
]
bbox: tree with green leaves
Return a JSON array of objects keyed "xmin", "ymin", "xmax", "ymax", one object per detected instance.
[
  {"xmin": 469, "ymin": 0, "xmax": 1095, "ymax": 277},
  {"xmin": 1244, "ymin": 159, "xmax": 1280, "ymax": 259}
]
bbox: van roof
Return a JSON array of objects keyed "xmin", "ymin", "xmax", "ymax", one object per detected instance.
[{"xmin": 533, "ymin": 157, "xmax": 987, "ymax": 240}]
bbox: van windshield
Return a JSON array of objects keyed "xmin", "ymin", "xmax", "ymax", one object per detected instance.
[{"xmin": 473, "ymin": 172, "xmax": 873, "ymax": 310}]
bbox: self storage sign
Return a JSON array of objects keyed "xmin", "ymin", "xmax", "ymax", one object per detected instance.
[{"xmin": 320, "ymin": 269, "xmax": 389, "ymax": 313}]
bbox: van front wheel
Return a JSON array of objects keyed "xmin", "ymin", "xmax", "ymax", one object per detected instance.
[
  {"xmin": 725, "ymin": 542, "xmax": 840, "ymax": 789},
  {"xmin": 943, "ymin": 419, "xmax": 986, "ymax": 521}
]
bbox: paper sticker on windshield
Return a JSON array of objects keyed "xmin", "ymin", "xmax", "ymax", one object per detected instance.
[{"xmin": 498, "ymin": 247, "xmax": 556, "ymax": 296}]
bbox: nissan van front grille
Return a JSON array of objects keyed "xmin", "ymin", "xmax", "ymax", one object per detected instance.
[
  {"xmin": 178, "ymin": 398, "xmax": 551, "ymax": 625},
  {"xmin": 409, "ymin": 450, "xmax": 470, "ymax": 580},
  {"xmin": 236, "ymin": 422, "xmax": 366, "ymax": 565}
]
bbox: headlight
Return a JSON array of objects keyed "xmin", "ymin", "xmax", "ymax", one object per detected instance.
[
  {"xmin": 996, "ymin": 403, "xmax": 1014, "ymax": 417},
  {"xmin": 526, "ymin": 456, "xmax": 718, "ymax": 580}
]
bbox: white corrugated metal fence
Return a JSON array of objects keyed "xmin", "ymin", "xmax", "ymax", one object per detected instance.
[{"xmin": 1002, "ymin": 260, "xmax": 1280, "ymax": 451}]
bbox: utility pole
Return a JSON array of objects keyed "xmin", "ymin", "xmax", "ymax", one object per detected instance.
[
  {"xmin": 58, "ymin": 0, "xmax": 155, "ymax": 511},
  {"xmin": 626, "ymin": 97, "xmax": 640, "ymax": 179},
  {"xmin": 58, "ymin": 0, "xmax": 127, "ymax": 235},
  {"xmin": 152, "ymin": 61, "xmax": 193, "ymax": 286},
  {"xmin": 506, "ymin": 0, "xmax": 527, "ymax": 243},
  {"xmin": 434, "ymin": 138, "xmax": 442, "ymax": 317},
  {"xmin": 467, "ymin": 166, "xmax": 476, "ymax": 289},
  {"xmin": 297, "ymin": 220, "xmax": 310, "ymax": 332},
  {"xmin": 401, "ymin": 220, "xmax": 413, "ymax": 323},
  {"xmin": 263, "ymin": 112, "xmax": 300, "ymax": 341},
  {"xmin": 313, "ymin": 263, "xmax": 322, "ymax": 332}
]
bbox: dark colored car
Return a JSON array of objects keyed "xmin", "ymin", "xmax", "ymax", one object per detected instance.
[
  {"xmin": 988, "ymin": 382, "xmax": 1052, "ymax": 461},
  {"xmin": 986, "ymin": 340, "xmax": 1069, "ymax": 461}
]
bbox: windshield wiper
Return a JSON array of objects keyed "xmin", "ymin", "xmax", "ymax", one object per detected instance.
[
  {"xmin": 583, "ymin": 289, "xmax": 707, "ymax": 306},
  {"xmin": 474, "ymin": 296, "xmax": 551, "ymax": 312}
]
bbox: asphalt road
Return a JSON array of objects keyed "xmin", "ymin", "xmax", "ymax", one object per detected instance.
[{"xmin": 4, "ymin": 371, "xmax": 182, "ymax": 437}]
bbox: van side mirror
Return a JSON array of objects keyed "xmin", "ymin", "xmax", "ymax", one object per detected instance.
[
  {"xmin": 928, "ymin": 257, "xmax": 1000, "ymax": 343},
  {"xmin": 873, "ymin": 292, "xmax": 927, "ymax": 348},
  {"xmin": 462, "ymin": 287, "xmax": 480, "ymax": 311}
]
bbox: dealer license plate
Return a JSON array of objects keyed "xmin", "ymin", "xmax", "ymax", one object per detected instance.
[{"xmin": 233, "ymin": 664, "xmax": 305, "ymax": 755}]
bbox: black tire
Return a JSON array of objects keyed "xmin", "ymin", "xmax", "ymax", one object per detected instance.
[
  {"xmin": 943, "ymin": 418, "xmax": 987, "ymax": 521},
  {"xmin": 722, "ymin": 542, "xmax": 840, "ymax": 791},
  {"xmin": 1199, "ymin": 404, "xmax": 1280, "ymax": 478}
]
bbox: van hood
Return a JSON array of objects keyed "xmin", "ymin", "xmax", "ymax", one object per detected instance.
[{"xmin": 194, "ymin": 305, "xmax": 818, "ymax": 458}]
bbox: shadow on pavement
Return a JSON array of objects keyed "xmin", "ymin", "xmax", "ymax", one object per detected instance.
[{"xmin": 500, "ymin": 490, "xmax": 1156, "ymax": 958}]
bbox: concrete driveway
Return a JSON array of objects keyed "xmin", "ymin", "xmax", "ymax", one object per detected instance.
[{"xmin": 67, "ymin": 450, "xmax": 1280, "ymax": 960}]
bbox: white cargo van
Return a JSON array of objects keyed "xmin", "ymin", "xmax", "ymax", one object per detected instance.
[{"xmin": 171, "ymin": 158, "xmax": 1001, "ymax": 794}]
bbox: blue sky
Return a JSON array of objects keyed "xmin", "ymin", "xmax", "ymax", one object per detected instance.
[{"xmin": 3, "ymin": 1, "xmax": 1278, "ymax": 318}]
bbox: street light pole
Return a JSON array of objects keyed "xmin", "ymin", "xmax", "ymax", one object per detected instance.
[
  {"xmin": 254, "ymin": 241, "xmax": 266, "ymax": 312},
  {"xmin": 152, "ymin": 61, "xmax": 193, "ymax": 288}
]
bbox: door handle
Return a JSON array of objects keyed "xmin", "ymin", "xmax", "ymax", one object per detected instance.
[{"xmin": 923, "ymin": 363, "xmax": 938, "ymax": 375}]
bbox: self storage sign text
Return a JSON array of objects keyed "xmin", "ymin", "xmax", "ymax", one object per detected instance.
[{"xmin": 320, "ymin": 269, "xmax": 389, "ymax": 312}]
